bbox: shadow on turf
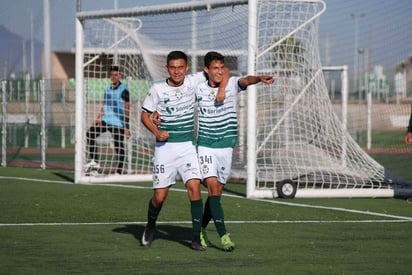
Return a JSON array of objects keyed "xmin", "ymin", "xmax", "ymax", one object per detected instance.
[
  {"xmin": 112, "ymin": 224, "xmax": 194, "ymax": 249},
  {"xmin": 221, "ymin": 186, "xmax": 246, "ymax": 197},
  {"xmin": 53, "ymin": 172, "xmax": 74, "ymax": 183}
]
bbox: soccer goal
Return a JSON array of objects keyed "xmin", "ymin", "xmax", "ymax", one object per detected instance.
[{"xmin": 74, "ymin": 0, "xmax": 412, "ymax": 198}]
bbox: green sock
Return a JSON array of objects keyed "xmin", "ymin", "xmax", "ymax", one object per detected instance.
[
  {"xmin": 190, "ymin": 199, "xmax": 203, "ymax": 236},
  {"xmin": 209, "ymin": 196, "xmax": 226, "ymax": 237},
  {"xmin": 147, "ymin": 199, "xmax": 162, "ymax": 225},
  {"xmin": 202, "ymin": 197, "xmax": 212, "ymax": 228}
]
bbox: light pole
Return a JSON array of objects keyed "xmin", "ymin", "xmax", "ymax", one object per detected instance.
[
  {"xmin": 351, "ymin": 13, "xmax": 366, "ymax": 103},
  {"xmin": 357, "ymin": 47, "xmax": 368, "ymax": 97},
  {"xmin": 358, "ymin": 47, "xmax": 372, "ymax": 149}
]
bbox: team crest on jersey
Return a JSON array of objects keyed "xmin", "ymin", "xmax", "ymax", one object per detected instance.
[
  {"xmin": 175, "ymin": 89, "xmax": 183, "ymax": 99},
  {"xmin": 202, "ymin": 164, "xmax": 209, "ymax": 174},
  {"xmin": 208, "ymin": 90, "xmax": 216, "ymax": 101},
  {"xmin": 166, "ymin": 106, "xmax": 175, "ymax": 114},
  {"xmin": 153, "ymin": 175, "xmax": 160, "ymax": 185}
]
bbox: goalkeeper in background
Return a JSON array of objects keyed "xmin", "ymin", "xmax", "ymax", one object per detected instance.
[
  {"xmin": 197, "ymin": 51, "xmax": 274, "ymax": 251},
  {"xmin": 85, "ymin": 65, "xmax": 130, "ymax": 175}
]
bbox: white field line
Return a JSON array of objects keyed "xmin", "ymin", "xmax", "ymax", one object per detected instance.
[
  {"xmin": 1, "ymin": 176, "xmax": 412, "ymax": 225},
  {"xmin": 251, "ymin": 197, "xmax": 412, "ymax": 221},
  {"xmin": 1, "ymin": 219, "xmax": 411, "ymax": 227}
]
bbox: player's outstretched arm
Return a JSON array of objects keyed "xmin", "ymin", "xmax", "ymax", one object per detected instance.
[{"xmin": 239, "ymin": 75, "xmax": 275, "ymax": 89}]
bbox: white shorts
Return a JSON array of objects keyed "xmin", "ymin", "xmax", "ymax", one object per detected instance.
[
  {"xmin": 197, "ymin": 146, "xmax": 233, "ymax": 184},
  {"xmin": 152, "ymin": 141, "xmax": 201, "ymax": 188}
]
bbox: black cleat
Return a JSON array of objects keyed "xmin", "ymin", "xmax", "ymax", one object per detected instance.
[
  {"xmin": 141, "ymin": 223, "xmax": 156, "ymax": 247},
  {"xmin": 191, "ymin": 236, "xmax": 206, "ymax": 251}
]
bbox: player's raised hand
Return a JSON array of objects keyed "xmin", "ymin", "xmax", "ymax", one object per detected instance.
[
  {"xmin": 260, "ymin": 75, "xmax": 275, "ymax": 84},
  {"xmin": 215, "ymin": 89, "xmax": 226, "ymax": 103},
  {"xmin": 215, "ymin": 66, "xmax": 230, "ymax": 103}
]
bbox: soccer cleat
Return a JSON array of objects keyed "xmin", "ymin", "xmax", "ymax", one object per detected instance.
[
  {"xmin": 220, "ymin": 233, "xmax": 235, "ymax": 251},
  {"xmin": 191, "ymin": 236, "xmax": 206, "ymax": 251},
  {"xmin": 200, "ymin": 228, "xmax": 211, "ymax": 247},
  {"xmin": 141, "ymin": 223, "xmax": 156, "ymax": 247},
  {"xmin": 83, "ymin": 160, "xmax": 101, "ymax": 176},
  {"xmin": 84, "ymin": 160, "xmax": 100, "ymax": 169}
]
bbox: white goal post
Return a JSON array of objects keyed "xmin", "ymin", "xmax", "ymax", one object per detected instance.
[{"xmin": 74, "ymin": 0, "xmax": 412, "ymax": 199}]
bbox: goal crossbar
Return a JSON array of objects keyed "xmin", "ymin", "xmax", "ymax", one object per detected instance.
[{"xmin": 76, "ymin": 0, "xmax": 248, "ymax": 20}]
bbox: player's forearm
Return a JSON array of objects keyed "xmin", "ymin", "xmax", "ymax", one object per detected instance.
[
  {"xmin": 96, "ymin": 107, "xmax": 104, "ymax": 119},
  {"xmin": 239, "ymin": 76, "xmax": 261, "ymax": 88},
  {"xmin": 124, "ymin": 102, "xmax": 130, "ymax": 129},
  {"xmin": 239, "ymin": 75, "xmax": 274, "ymax": 88},
  {"xmin": 124, "ymin": 115, "xmax": 130, "ymax": 130},
  {"xmin": 94, "ymin": 107, "xmax": 104, "ymax": 124},
  {"xmin": 220, "ymin": 67, "xmax": 230, "ymax": 90},
  {"xmin": 141, "ymin": 112, "xmax": 161, "ymax": 136},
  {"xmin": 216, "ymin": 67, "xmax": 230, "ymax": 102}
]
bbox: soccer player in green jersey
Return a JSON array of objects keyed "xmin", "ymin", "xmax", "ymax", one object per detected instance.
[
  {"xmin": 140, "ymin": 51, "xmax": 227, "ymax": 251},
  {"xmin": 197, "ymin": 51, "xmax": 274, "ymax": 251}
]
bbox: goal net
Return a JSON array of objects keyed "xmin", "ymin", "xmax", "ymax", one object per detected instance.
[{"xmin": 74, "ymin": 0, "xmax": 412, "ymax": 198}]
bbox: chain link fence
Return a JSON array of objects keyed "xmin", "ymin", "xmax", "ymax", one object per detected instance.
[
  {"xmin": 1, "ymin": 78, "xmax": 75, "ymax": 170},
  {"xmin": 1, "ymin": 76, "xmax": 412, "ymax": 181}
]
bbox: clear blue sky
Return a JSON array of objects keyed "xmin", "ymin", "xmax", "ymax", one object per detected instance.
[
  {"xmin": 0, "ymin": 0, "xmax": 186, "ymax": 51},
  {"xmin": 1, "ymin": 0, "xmax": 411, "ymax": 74}
]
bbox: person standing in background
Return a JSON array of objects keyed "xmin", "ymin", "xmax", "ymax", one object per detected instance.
[{"xmin": 84, "ymin": 65, "xmax": 130, "ymax": 175}]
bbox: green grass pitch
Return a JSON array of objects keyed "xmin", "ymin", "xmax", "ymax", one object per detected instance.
[{"xmin": 0, "ymin": 167, "xmax": 411, "ymax": 274}]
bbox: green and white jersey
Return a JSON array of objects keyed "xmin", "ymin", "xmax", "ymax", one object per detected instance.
[
  {"xmin": 196, "ymin": 76, "xmax": 243, "ymax": 148},
  {"xmin": 142, "ymin": 72, "xmax": 206, "ymax": 143}
]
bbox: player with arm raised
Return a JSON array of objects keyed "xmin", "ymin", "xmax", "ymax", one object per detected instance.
[
  {"xmin": 197, "ymin": 51, "xmax": 274, "ymax": 251},
  {"xmin": 140, "ymin": 50, "xmax": 227, "ymax": 251}
]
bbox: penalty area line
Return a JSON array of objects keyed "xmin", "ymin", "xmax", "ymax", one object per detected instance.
[
  {"xmin": 253, "ymin": 198, "xmax": 412, "ymax": 221},
  {"xmin": 2, "ymin": 176, "xmax": 411, "ymax": 222},
  {"xmin": 1, "ymin": 219, "xmax": 411, "ymax": 227}
]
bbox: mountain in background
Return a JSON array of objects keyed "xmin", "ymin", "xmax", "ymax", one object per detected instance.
[{"xmin": 0, "ymin": 25, "xmax": 43, "ymax": 79}]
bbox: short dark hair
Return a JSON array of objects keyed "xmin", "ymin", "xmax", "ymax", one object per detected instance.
[
  {"xmin": 166, "ymin": 51, "xmax": 188, "ymax": 64},
  {"xmin": 108, "ymin": 65, "xmax": 119, "ymax": 72},
  {"xmin": 204, "ymin": 51, "xmax": 224, "ymax": 68}
]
